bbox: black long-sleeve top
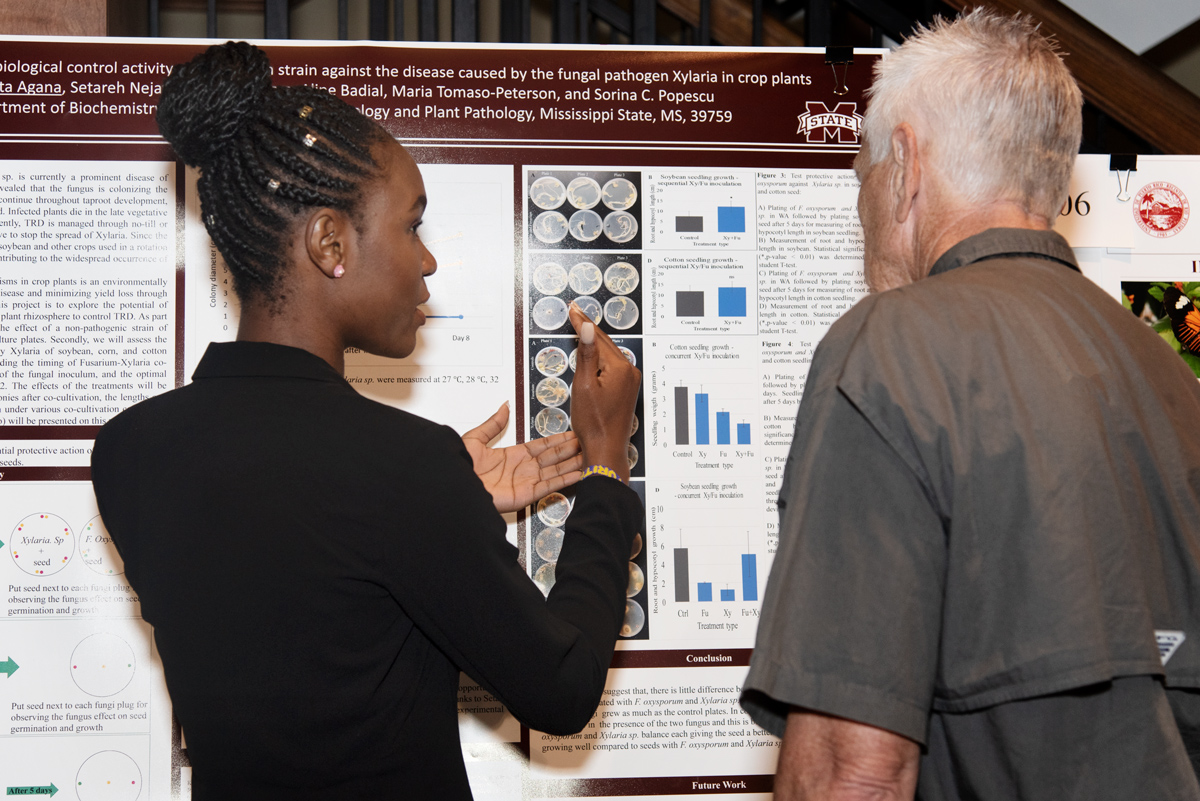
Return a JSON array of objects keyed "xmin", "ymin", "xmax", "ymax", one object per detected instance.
[{"xmin": 91, "ymin": 341, "xmax": 643, "ymax": 800}]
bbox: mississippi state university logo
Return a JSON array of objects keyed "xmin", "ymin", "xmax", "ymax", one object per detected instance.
[
  {"xmin": 796, "ymin": 102, "xmax": 862, "ymax": 144},
  {"xmin": 1134, "ymin": 181, "xmax": 1190, "ymax": 238}
]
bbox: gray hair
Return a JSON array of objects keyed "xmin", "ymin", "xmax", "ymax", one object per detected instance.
[{"xmin": 861, "ymin": 9, "xmax": 1083, "ymax": 222}]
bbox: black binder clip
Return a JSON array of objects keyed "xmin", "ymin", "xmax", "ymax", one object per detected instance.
[
  {"xmin": 825, "ymin": 46, "xmax": 854, "ymax": 96},
  {"xmin": 1110, "ymin": 153, "xmax": 1137, "ymax": 202}
]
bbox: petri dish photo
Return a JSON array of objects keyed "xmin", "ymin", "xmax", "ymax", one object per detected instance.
[
  {"xmin": 534, "ymin": 563, "xmax": 557, "ymax": 596},
  {"xmin": 621, "ymin": 599, "xmax": 646, "ymax": 637},
  {"xmin": 537, "ymin": 492, "xmax": 572, "ymax": 526},
  {"xmin": 532, "ymin": 211, "xmax": 569, "ymax": 244},
  {"xmin": 627, "ymin": 562, "xmax": 645, "ymax": 597},
  {"xmin": 630, "ymin": 414, "xmax": 639, "ymax": 437},
  {"xmin": 602, "ymin": 177, "xmax": 638, "ymax": 210},
  {"xmin": 532, "ymin": 296, "xmax": 569, "ymax": 331},
  {"xmin": 568, "ymin": 348, "xmax": 577, "ymax": 372},
  {"xmin": 529, "ymin": 176, "xmax": 567, "ymax": 210},
  {"xmin": 603, "ymin": 210, "xmax": 639, "ymax": 243},
  {"xmin": 535, "ymin": 526, "xmax": 565, "ymax": 563},
  {"xmin": 627, "ymin": 442, "xmax": 639, "ymax": 470},
  {"xmin": 568, "ymin": 262, "xmax": 603, "ymax": 295},
  {"xmin": 617, "ymin": 346, "xmax": 637, "ymax": 367},
  {"xmin": 604, "ymin": 296, "xmax": 640, "ymax": 330},
  {"xmin": 535, "ymin": 376, "xmax": 571, "ymax": 408},
  {"xmin": 604, "ymin": 261, "xmax": 639, "ymax": 295},
  {"xmin": 573, "ymin": 295, "xmax": 602, "ymax": 325},
  {"xmin": 566, "ymin": 176, "xmax": 602, "ymax": 209},
  {"xmin": 534, "ymin": 407, "xmax": 571, "ymax": 437},
  {"xmin": 534, "ymin": 346, "xmax": 569, "ymax": 377},
  {"xmin": 630, "ymin": 532, "xmax": 643, "ymax": 559},
  {"xmin": 568, "ymin": 209, "xmax": 603, "ymax": 242},
  {"xmin": 532, "ymin": 262, "xmax": 569, "ymax": 295}
]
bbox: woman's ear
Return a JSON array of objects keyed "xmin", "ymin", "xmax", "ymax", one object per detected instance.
[{"xmin": 304, "ymin": 208, "xmax": 350, "ymax": 279}]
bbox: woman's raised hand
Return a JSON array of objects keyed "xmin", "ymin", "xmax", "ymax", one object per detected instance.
[{"xmin": 462, "ymin": 403, "xmax": 584, "ymax": 514}]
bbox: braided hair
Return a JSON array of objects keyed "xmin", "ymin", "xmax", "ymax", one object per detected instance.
[{"xmin": 157, "ymin": 41, "xmax": 388, "ymax": 305}]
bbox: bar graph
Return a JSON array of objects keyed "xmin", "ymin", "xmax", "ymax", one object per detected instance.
[
  {"xmin": 673, "ymin": 545, "xmax": 759, "ymax": 603},
  {"xmin": 673, "ymin": 384, "xmax": 751, "ymax": 446},
  {"xmin": 717, "ymin": 287, "xmax": 747, "ymax": 317},
  {"xmin": 676, "ymin": 215, "xmax": 704, "ymax": 232},
  {"xmin": 717, "ymin": 205, "xmax": 746, "ymax": 233},
  {"xmin": 676, "ymin": 290, "xmax": 705, "ymax": 317}
]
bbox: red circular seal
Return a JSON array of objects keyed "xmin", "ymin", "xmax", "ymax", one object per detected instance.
[{"xmin": 1134, "ymin": 181, "xmax": 1190, "ymax": 238}]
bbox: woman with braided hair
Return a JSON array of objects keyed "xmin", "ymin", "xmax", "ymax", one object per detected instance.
[{"xmin": 91, "ymin": 41, "xmax": 643, "ymax": 799}]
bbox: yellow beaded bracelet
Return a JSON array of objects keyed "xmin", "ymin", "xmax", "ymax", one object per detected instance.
[{"xmin": 580, "ymin": 464, "xmax": 623, "ymax": 483}]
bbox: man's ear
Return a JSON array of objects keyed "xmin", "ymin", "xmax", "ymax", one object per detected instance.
[
  {"xmin": 888, "ymin": 122, "xmax": 921, "ymax": 225},
  {"xmin": 304, "ymin": 208, "xmax": 350, "ymax": 279}
]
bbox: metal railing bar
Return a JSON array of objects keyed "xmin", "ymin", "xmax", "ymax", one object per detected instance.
[
  {"xmin": 752, "ymin": 0, "xmax": 762, "ymax": 45},
  {"xmin": 698, "ymin": 0, "xmax": 710, "ymax": 45},
  {"xmin": 206, "ymin": 0, "xmax": 216, "ymax": 37},
  {"xmin": 338, "ymin": 0, "xmax": 349, "ymax": 38},
  {"xmin": 150, "ymin": 0, "xmax": 160, "ymax": 37},
  {"xmin": 554, "ymin": 0, "xmax": 576, "ymax": 42},
  {"xmin": 806, "ymin": 0, "xmax": 830, "ymax": 46},
  {"xmin": 631, "ymin": 0, "xmax": 655, "ymax": 43},
  {"xmin": 579, "ymin": 0, "xmax": 590, "ymax": 42},
  {"xmin": 370, "ymin": 0, "xmax": 388, "ymax": 38},
  {"xmin": 395, "ymin": 0, "xmax": 405, "ymax": 40},
  {"xmin": 453, "ymin": 0, "xmax": 477, "ymax": 41},
  {"xmin": 499, "ymin": 0, "xmax": 527, "ymax": 42},
  {"xmin": 265, "ymin": 0, "xmax": 288, "ymax": 37},
  {"xmin": 419, "ymin": 0, "xmax": 438, "ymax": 40}
]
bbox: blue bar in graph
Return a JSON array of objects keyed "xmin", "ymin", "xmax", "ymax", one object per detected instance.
[
  {"xmin": 717, "ymin": 206, "xmax": 746, "ymax": 233},
  {"xmin": 718, "ymin": 287, "xmax": 747, "ymax": 317},
  {"xmin": 698, "ymin": 582, "xmax": 713, "ymax": 602},
  {"xmin": 696, "ymin": 393, "xmax": 710, "ymax": 445},
  {"xmin": 716, "ymin": 412, "xmax": 731, "ymax": 445},
  {"xmin": 742, "ymin": 554, "xmax": 758, "ymax": 602},
  {"xmin": 720, "ymin": 589, "xmax": 735, "ymax": 602},
  {"xmin": 737, "ymin": 423, "xmax": 751, "ymax": 444}
]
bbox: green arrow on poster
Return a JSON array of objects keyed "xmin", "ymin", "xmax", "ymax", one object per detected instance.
[
  {"xmin": 4, "ymin": 783, "xmax": 58, "ymax": 796},
  {"xmin": 0, "ymin": 657, "xmax": 18, "ymax": 677}
]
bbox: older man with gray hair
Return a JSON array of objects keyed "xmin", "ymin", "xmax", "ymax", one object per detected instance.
[{"xmin": 742, "ymin": 9, "xmax": 1200, "ymax": 800}]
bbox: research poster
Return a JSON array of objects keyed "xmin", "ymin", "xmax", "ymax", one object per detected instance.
[{"xmin": 2, "ymin": 33, "xmax": 1189, "ymax": 801}]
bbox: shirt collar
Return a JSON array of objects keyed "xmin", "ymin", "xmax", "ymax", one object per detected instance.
[
  {"xmin": 928, "ymin": 228, "xmax": 1080, "ymax": 278},
  {"xmin": 192, "ymin": 340, "xmax": 347, "ymax": 383}
]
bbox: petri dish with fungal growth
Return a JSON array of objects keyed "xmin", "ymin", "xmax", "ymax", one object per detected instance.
[
  {"xmin": 534, "ymin": 407, "xmax": 571, "ymax": 437},
  {"xmin": 604, "ymin": 262, "xmax": 639, "ymax": 295},
  {"xmin": 532, "ymin": 296, "xmax": 569, "ymax": 331},
  {"xmin": 530, "ymin": 176, "xmax": 567, "ymax": 210},
  {"xmin": 532, "ymin": 211, "xmax": 569, "ymax": 244},
  {"xmin": 573, "ymin": 296, "xmax": 602, "ymax": 325},
  {"xmin": 602, "ymin": 178, "xmax": 638, "ymax": 210},
  {"xmin": 535, "ymin": 377, "xmax": 570, "ymax": 408},
  {"xmin": 604, "ymin": 296, "xmax": 639, "ymax": 330},
  {"xmin": 621, "ymin": 599, "xmax": 645, "ymax": 637},
  {"xmin": 568, "ymin": 262, "xmax": 603, "ymax": 295},
  {"xmin": 603, "ymin": 211, "xmax": 638, "ymax": 243},
  {"xmin": 532, "ymin": 263, "xmax": 569, "ymax": 296},
  {"xmin": 537, "ymin": 492, "xmax": 572, "ymax": 526},
  {"xmin": 567, "ymin": 177, "xmax": 602, "ymax": 209},
  {"xmin": 535, "ymin": 526, "xmax": 565, "ymax": 563},
  {"xmin": 534, "ymin": 346, "xmax": 569, "ymax": 377},
  {"xmin": 568, "ymin": 209, "xmax": 603, "ymax": 242}
]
